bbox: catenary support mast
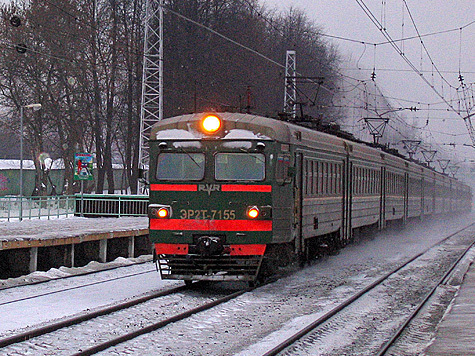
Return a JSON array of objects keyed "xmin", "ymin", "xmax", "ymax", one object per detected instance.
[
  {"xmin": 284, "ymin": 50, "xmax": 296, "ymax": 119},
  {"xmin": 138, "ymin": 0, "xmax": 163, "ymax": 193}
]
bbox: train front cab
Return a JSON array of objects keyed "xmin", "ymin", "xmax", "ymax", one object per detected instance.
[{"xmin": 148, "ymin": 114, "xmax": 278, "ymax": 283}]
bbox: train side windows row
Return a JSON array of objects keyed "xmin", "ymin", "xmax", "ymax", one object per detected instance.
[
  {"xmin": 304, "ymin": 159, "xmax": 342, "ymax": 197},
  {"xmin": 408, "ymin": 176, "xmax": 423, "ymax": 196},
  {"xmin": 353, "ymin": 166, "xmax": 381, "ymax": 196},
  {"xmin": 386, "ymin": 171, "xmax": 404, "ymax": 195}
]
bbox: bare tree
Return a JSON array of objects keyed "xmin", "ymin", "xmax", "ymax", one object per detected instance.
[{"xmin": 0, "ymin": 0, "xmax": 341, "ymax": 196}]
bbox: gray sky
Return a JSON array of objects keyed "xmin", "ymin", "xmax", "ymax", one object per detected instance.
[{"xmin": 264, "ymin": 0, "xmax": 474, "ymax": 165}]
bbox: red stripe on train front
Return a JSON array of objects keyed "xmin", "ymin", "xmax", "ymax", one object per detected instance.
[
  {"xmin": 150, "ymin": 219, "xmax": 272, "ymax": 231},
  {"xmin": 230, "ymin": 244, "xmax": 266, "ymax": 255},
  {"xmin": 155, "ymin": 243, "xmax": 188, "ymax": 255},
  {"xmin": 221, "ymin": 184, "xmax": 272, "ymax": 192},
  {"xmin": 154, "ymin": 243, "xmax": 266, "ymax": 256},
  {"xmin": 150, "ymin": 184, "xmax": 197, "ymax": 191}
]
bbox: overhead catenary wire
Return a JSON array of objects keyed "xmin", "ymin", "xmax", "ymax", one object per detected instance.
[
  {"xmin": 8, "ymin": 0, "xmax": 471, "ymax": 153},
  {"xmin": 355, "ymin": 0, "xmax": 475, "ymax": 147}
]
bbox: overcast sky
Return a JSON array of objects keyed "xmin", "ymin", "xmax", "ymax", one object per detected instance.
[
  {"xmin": 263, "ymin": 0, "xmax": 474, "ymax": 165},
  {"xmin": 2, "ymin": 1, "xmax": 473, "ymax": 173}
]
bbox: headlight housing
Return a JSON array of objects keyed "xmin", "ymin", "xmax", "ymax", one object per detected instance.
[
  {"xmin": 246, "ymin": 206, "xmax": 260, "ymax": 219},
  {"xmin": 148, "ymin": 204, "xmax": 172, "ymax": 219}
]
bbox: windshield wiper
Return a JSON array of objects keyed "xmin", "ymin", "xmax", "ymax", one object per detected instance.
[
  {"xmin": 179, "ymin": 146, "xmax": 202, "ymax": 168},
  {"xmin": 239, "ymin": 148, "xmax": 265, "ymax": 164}
]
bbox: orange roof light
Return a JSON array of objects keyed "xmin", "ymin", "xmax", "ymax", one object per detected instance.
[{"xmin": 201, "ymin": 114, "xmax": 222, "ymax": 134}]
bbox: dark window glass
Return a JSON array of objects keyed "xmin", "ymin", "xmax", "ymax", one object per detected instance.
[
  {"xmin": 215, "ymin": 153, "xmax": 265, "ymax": 181},
  {"xmin": 156, "ymin": 153, "xmax": 205, "ymax": 180}
]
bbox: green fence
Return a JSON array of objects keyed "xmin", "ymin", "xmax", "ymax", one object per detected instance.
[
  {"xmin": 0, "ymin": 194, "xmax": 149, "ymax": 221},
  {"xmin": 75, "ymin": 194, "xmax": 149, "ymax": 217},
  {"xmin": 0, "ymin": 196, "xmax": 76, "ymax": 221}
]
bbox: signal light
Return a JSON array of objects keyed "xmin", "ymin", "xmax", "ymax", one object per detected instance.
[
  {"xmin": 157, "ymin": 207, "xmax": 169, "ymax": 218},
  {"xmin": 247, "ymin": 206, "xmax": 259, "ymax": 219},
  {"xmin": 201, "ymin": 114, "xmax": 222, "ymax": 134}
]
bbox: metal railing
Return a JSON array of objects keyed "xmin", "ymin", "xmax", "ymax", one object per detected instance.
[
  {"xmin": 0, "ymin": 194, "xmax": 149, "ymax": 221},
  {"xmin": 0, "ymin": 196, "xmax": 76, "ymax": 221},
  {"xmin": 75, "ymin": 194, "xmax": 149, "ymax": 217}
]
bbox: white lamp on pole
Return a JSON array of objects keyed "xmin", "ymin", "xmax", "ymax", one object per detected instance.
[{"xmin": 19, "ymin": 103, "xmax": 42, "ymax": 221}]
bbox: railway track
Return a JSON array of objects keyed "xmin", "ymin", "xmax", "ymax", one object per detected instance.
[
  {"xmin": 2, "ymin": 221, "xmax": 473, "ymax": 355},
  {"xmin": 263, "ymin": 224, "xmax": 475, "ymax": 356},
  {"xmin": 0, "ymin": 281, "xmax": 251, "ymax": 355}
]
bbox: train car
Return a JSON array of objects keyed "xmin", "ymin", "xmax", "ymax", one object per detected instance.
[{"xmin": 148, "ymin": 112, "xmax": 472, "ymax": 284}]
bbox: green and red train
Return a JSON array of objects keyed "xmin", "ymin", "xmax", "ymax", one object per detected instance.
[{"xmin": 148, "ymin": 112, "xmax": 472, "ymax": 284}]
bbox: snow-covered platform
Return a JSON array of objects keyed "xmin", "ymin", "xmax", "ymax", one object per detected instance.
[
  {"xmin": 426, "ymin": 256, "xmax": 475, "ymax": 356},
  {"xmin": 0, "ymin": 217, "xmax": 149, "ymax": 278}
]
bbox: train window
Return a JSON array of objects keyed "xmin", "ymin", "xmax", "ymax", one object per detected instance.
[
  {"xmin": 356, "ymin": 167, "xmax": 360, "ymax": 195},
  {"xmin": 310, "ymin": 161, "xmax": 315, "ymax": 195},
  {"xmin": 367, "ymin": 170, "xmax": 371, "ymax": 194},
  {"xmin": 323, "ymin": 162, "xmax": 328, "ymax": 195},
  {"xmin": 320, "ymin": 162, "xmax": 324, "ymax": 195},
  {"xmin": 388, "ymin": 173, "xmax": 394, "ymax": 194},
  {"xmin": 215, "ymin": 153, "xmax": 265, "ymax": 181},
  {"xmin": 358, "ymin": 167, "xmax": 361, "ymax": 195},
  {"xmin": 369, "ymin": 170, "xmax": 373, "ymax": 194},
  {"xmin": 363, "ymin": 168, "xmax": 368, "ymax": 194},
  {"xmin": 311, "ymin": 161, "xmax": 314, "ymax": 195},
  {"xmin": 334, "ymin": 164, "xmax": 338, "ymax": 194},
  {"xmin": 369, "ymin": 170, "xmax": 372, "ymax": 194},
  {"xmin": 275, "ymin": 154, "xmax": 290, "ymax": 184},
  {"xmin": 330, "ymin": 164, "xmax": 334, "ymax": 195},
  {"xmin": 315, "ymin": 162, "xmax": 319, "ymax": 195},
  {"xmin": 337, "ymin": 165, "xmax": 341, "ymax": 194},
  {"xmin": 156, "ymin": 153, "xmax": 205, "ymax": 181},
  {"xmin": 362, "ymin": 168, "xmax": 365, "ymax": 194},
  {"xmin": 305, "ymin": 160, "xmax": 310, "ymax": 195}
]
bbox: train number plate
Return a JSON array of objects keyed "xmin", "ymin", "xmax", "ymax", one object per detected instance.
[{"xmin": 179, "ymin": 209, "xmax": 236, "ymax": 220}]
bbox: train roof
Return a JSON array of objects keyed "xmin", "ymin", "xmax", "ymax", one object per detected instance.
[
  {"xmin": 151, "ymin": 112, "xmax": 289, "ymax": 141},
  {"xmin": 150, "ymin": 112, "xmax": 470, "ymax": 188}
]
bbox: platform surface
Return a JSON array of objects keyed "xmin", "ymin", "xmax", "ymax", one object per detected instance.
[
  {"xmin": 426, "ymin": 258, "xmax": 475, "ymax": 355},
  {"xmin": 0, "ymin": 217, "xmax": 148, "ymax": 249}
]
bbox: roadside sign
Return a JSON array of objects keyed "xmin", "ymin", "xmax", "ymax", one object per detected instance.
[{"xmin": 74, "ymin": 153, "xmax": 94, "ymax": 181}]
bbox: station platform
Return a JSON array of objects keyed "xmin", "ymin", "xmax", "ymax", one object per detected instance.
[
  {"xmin": 0, "ymin": 217, "xmax": 149, "ymax": 279},
  {"xmin": 426, "ymin": 254, "xmax": 475, "ymax": 355}
]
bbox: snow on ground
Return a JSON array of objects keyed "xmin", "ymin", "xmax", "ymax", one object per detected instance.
[
  {"xmin": 0, "ymin": 216, "xmax": 148, "ymax": 241},
  {"xmin": 0, "ymin": 213, "xmax": 474, "ymax": 355},
  {"xmin": 0, "ymin": 257, "xmax": 179, "ymax": 336},
  {"xmin": 0, "ymin": 255, "xmax": 151, "ymax": 289},
  {"xmin": 98, "ymin": 213, "xmax": 475, "ymax": 355}
]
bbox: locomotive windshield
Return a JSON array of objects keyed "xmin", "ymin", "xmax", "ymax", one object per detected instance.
[
  {"xmin": 215, "ymin": 153, "xmax": 265, "ymax": 181},
  {"xmin": 156, "ymin": 153, "xmax": 205, "ymax": 180}
]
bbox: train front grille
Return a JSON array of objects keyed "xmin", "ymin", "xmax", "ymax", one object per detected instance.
[{"xmin": 158, "ymin": 254, "xmax": 264, "ymax": 282}]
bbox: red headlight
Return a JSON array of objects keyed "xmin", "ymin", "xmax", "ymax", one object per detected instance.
[
  {"xmin": 157, "ymin": 207, "xmax": 169, "ymax": 218},
  {"xmin": 247, "ymin": 206, "xmax": 259, "ymax": 219}
]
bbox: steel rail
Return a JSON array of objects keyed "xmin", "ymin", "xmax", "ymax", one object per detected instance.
[
  {"xmin": 262, "ymin": 222, "xmax": 475, "ymax": 356},
  {"xmin": 0, "ymin": 284, "xmax": 188, "ymax": 348},
  {"xmin": 71, "ymin": 287, "xmax": 252, "ymax": 356},
  {"xmin": 376, "ymin": 240, "xmax": 475, "ymax": 355}
]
